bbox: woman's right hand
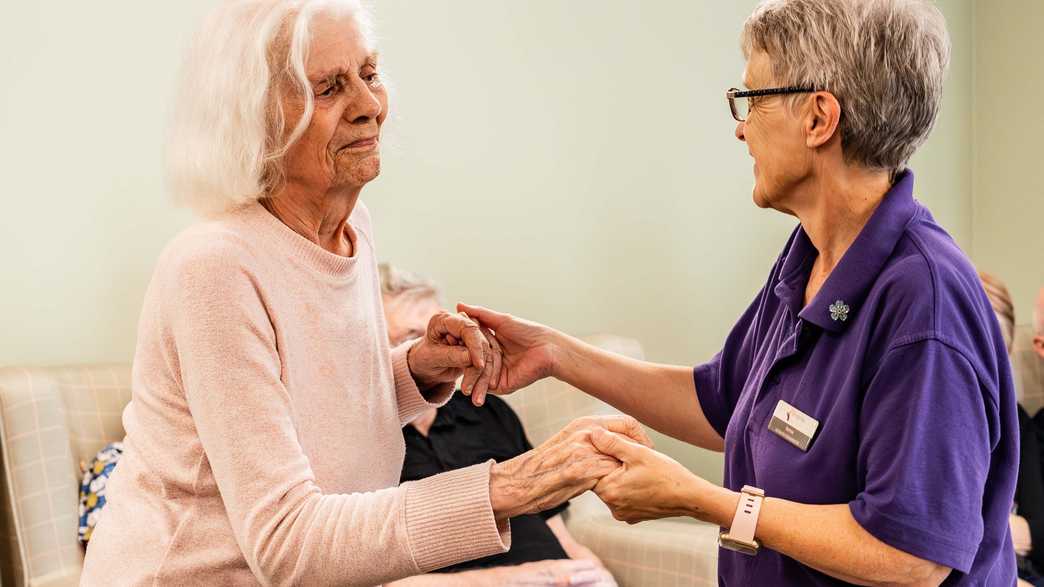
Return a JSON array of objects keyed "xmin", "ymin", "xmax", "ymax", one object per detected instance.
[
  {"xmin": 489, "ymin": 415, "xmax": 652, "ymax": 521},
  {"xmin": 491, "ymin": 559, "xmax": 616, "ymax": 586},
  {"xmin": 456, "ymin": 303, "xmax": 562, "ymax": 402}
]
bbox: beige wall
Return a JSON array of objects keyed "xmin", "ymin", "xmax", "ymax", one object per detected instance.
[
  {"xmin": 0, "ymin": 1, "xmax": 985, "ymax": 481},
  {"xmin": 972, "ymin": 0, "xmax": 1044, "ymax": 326}
]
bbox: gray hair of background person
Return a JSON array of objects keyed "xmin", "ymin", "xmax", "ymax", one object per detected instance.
[
  {"xmin": 979, "ymin": 272, "xmax": 1015, "ymax": 353},
  {"xmin": 165, "ymin": 0, "xmax": 375, "ymax": 217},
  {"xmin": 740, "ymin": 0, "xmax": 950, "ymax": 173},
  {"xmin": 379, "ymin": 263, "xmax": 443, "ymax": 305}
]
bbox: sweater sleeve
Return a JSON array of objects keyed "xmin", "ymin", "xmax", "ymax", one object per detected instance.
[
  {"xmin": 166, "ymin": 243, "xmax": 509, "ymax": 586},
  {"xmin": 391, "ymin": 339, "xmax": 456, "ymax": 426}
]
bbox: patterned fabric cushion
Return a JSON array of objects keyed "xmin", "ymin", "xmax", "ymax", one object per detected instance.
[{"xmin": 78, "ymin": 442, "xmax": 123, "ymax": 546}]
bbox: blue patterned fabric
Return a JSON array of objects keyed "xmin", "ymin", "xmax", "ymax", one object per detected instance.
[{"xmin": 78, "ymin": 442, "xmax": 123, "ymax": 545}]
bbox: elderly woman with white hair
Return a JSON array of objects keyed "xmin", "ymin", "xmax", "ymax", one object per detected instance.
[
  {"xmin": 459, "ymin": 0, "xmax": 1019, "ymax": 585},
  {"xmin": 79, "ymin": 2, "xmax": 649, "ymax": 585}
]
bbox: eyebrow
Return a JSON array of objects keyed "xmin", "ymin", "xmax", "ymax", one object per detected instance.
[{"xmin": 310, "ymin": 53, "xmax": 380, "ymax": 83}]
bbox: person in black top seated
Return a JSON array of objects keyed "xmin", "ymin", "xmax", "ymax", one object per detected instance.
[
  {"xmin": 381, "ymin": 264, "xmax": 616, "ymax": 587},
  {"xmin": 981, "ymin": 275, "xmax": 1044, "ymax": 587}
]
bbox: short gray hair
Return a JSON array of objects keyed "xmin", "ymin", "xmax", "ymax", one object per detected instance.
[
  {"xmin": 166, "ymin": 0, "xmax": 375, "ymax": 216},
  {"xmin": 741, "ymin": 0, "xmax": 951, "ymax": 173},
  {"xmin": 378, "ymin": 263, "xmax": 442, "ymax": 304}
]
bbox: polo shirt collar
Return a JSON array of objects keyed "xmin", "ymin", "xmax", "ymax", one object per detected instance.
[{"xmin": 773, "ymin": 169, "xmax": 919, "ymax": 333}]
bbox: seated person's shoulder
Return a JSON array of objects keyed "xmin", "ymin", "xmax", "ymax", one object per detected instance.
[{"xmin": 157, "ymin": 220, "xmax": 261, "ymax": 287}]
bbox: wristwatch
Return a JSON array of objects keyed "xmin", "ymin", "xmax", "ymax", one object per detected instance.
[{"xmin": 718, "ymin": 485, "xmax": 765, "ymax": 556}]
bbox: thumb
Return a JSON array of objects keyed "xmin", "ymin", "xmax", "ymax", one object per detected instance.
[
  {"xmin": 590, "ymin": 428, "xmax": 641, "ymax": 463},
  {"xmin": 456, "ymin": 302, "xmax": 509, "ymax": 329}
]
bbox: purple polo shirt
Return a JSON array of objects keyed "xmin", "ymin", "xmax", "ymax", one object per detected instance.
[{"xmin": 694, "ymin": 170, "xmax": 1018, "ymax": 585}]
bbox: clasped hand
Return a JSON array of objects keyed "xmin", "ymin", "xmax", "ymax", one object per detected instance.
[{"xmin": 410, "ymin": 306, "xmax": 711, "ymax": 526}]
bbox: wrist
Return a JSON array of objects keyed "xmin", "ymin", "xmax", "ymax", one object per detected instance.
[
  {"xmin": 489, "ymin": 459, "xmax": 526, "ymax": 522},
  {"xmin": 683, "ymin": 477, "xmax": 740, "ymax": 527},
  {"xmin": 548, "ymin": 330, "xmax": 578, "ymax": 382},
  {"xmin": 405, "ymin": 340, "xmax": 436, "ymax": 390}
]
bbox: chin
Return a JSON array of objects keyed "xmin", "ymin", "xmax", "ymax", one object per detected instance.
[
  {"xmin": 751, "ymin": 183, "xmax": 772, "ymax": 209},
  {"xmin": 339, "ymin": 155, "xmax": 381, "ymax": 186}
]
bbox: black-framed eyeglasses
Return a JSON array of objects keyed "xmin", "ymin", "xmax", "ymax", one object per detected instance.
[{"xmin": 727, "ymin": 86, "xmax": 816, "ymax": 122}]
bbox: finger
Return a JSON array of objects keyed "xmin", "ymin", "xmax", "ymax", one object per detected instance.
[
  {"xmin": 470, "ymin": 350, "xmax": 494, "ymax": 406},
  {"xmin": 457, "ymin": 313, "xmax": 490, "ymax": 370},
  {"xmin": 590, "ymin": 429, "xmax": 644, "ymax": 463},
  {"xmin": 456, "ymin": 302, "xmax": 512, "ymax": 330},
  {"xmin": 461, "ymin": 366, "xmax": 480, "ymax": 396},
  {"xmin": 430, "ymin": 312, "xmax": 487, "ymax": 369},
  {"xmin": 428, "ymin": 344, "xmax": 473, "ymax": 371},
  {"xmin": 594, "ymin": 415, "xmax": 653, "ymax": 448},
  {"xmin": 566, "ymin": 569, "xmax": 610, "ymax": 587},
  {"xmin": 483, "ymin": 327, "xmax": 503, "ymax": 390}
]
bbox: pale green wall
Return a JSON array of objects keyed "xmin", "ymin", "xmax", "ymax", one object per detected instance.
[
  {"xmin": 972, "ymin": 0, "xmax": 1044, "ymax": 325},
  {"xmin": 366, "ymin": 0, "xmax": 975, "ymax": 480},
  {"xmin": 0, "ymin": 1, "xmax": 983, "ymax": 481}
]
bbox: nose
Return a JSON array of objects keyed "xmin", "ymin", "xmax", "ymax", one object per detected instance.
[
  {"xmin": 341, "ymin": 77, "xmax": 382, "ymax": 125},
  {"xmin": 735, "ymin": 120, "xmax": 746, "ymax": 142}
]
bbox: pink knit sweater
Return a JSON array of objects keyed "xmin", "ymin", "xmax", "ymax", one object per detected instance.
[{"xmin": 81, "ymin": 202, "xmax": 509, "ymax": 586}]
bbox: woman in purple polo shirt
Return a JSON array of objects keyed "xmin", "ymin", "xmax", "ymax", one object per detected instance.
[{"xmin": 460, "ymin": 0, "xmax": 1018, "ymax": 584}]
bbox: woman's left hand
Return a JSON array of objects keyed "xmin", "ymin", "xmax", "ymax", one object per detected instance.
[
  {"xmin": 407, "ymin": 311, "xmax": 502, "ymax": 402},
  {"xmin": 589, "ymin": 428, "xmax": 709, "ymax": 524}
]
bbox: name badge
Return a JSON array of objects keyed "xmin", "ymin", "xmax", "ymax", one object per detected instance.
[{"xmin": 767, "ymin": 400, "xmax": 819, "ymax": 452}]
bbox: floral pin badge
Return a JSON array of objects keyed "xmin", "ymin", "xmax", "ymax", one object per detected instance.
[{"xmin": 829, "ymin": 300, "xmax": 850, "ymax": 322}]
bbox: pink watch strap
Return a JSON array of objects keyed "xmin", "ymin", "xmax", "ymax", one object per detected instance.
[{"xmin": 728, "ymin": 485, "xmax": 764, "ymax": 544}]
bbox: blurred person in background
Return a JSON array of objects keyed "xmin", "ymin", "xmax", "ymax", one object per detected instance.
[
  {"xmin": 981, "ymin": 272, "xmax": 1043, "ymax": 587},
  {"xmin": 381, "ymin": 264, "xmax": 615, "ymax": 587}
]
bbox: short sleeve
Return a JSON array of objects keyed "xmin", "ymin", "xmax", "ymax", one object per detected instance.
[
  {"xmin": 693, "ymin": 286, "xmax": 768, "ymax": 438},
  {"xmin": 849, "ymin": 338, "xmax": 995, "ymax": 573}
]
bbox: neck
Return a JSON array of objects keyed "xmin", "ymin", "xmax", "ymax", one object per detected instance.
[
  {"xmin": 791, "ymin": 165, "xmax": 892, "ymax": 271},
  {"xmin": 261, "ymin": 183, "xmax": 362, "ymax": 257}
]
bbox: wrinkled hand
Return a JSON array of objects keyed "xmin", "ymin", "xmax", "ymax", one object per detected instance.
[
  {"xmin": 490, "ymin": 416, "xmax": 652, "ymax": 521},
  {"xmin": 590, "ymin": 429, "xmax": 704, "ymax": 524},
  {"xmin": 483, "ymin": 559, "xmax": 616, "ymax": 587},
  {"xmin": 407, "ymin": 311, "xmax": 502, "ymax": 403},
  {"xmin": 456, "ymin": 303, "xmax": 558, "ymax": 397}
]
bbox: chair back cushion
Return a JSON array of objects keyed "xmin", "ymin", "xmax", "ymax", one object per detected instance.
[{"xmin": 0, "ymin": 365, "xmax": 131, "ymax": 587}]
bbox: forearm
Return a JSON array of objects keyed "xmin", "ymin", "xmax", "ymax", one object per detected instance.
[
  {"xmin": 552, "ymin": 332, "xmax": 723, "ymax": 450},
  {"xmin": 689, "ymin": 484, "xmax": 948, "ymax": 586}
]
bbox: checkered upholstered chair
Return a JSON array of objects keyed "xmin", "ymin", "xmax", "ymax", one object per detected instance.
[{"xmin": 0, "ymin": 365, "xmax": 130, "ymax": 587}]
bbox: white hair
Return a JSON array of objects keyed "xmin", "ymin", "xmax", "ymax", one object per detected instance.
[
  {"xmin": 165, "ymin": 0, "xmax": 375, "ymax": 216},
  {"xmin": 741, "ymin": 0, "xmax": 951, "ymax": 174}
]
